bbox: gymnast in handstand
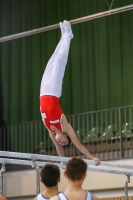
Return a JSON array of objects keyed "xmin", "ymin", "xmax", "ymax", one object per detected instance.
[{"xmin": 40, "ymin": 20, "xmax": 100, "ymax": 165}]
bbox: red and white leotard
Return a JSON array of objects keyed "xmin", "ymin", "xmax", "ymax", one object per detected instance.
[{"xmin": 40, "ymin": 95, "xmax": 64, "ymax": 133}]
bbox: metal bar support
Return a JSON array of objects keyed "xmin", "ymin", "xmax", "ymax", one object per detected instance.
[
  {"xmin": 36, "ymin": 166, "xmax": 40, "ymax": 196},
  {"xmin": 119, "ymin": 107, "xmax": 123, "ymax": 158},
  {"xmin": 0, "ymin": 5, "xmax": 133, "ymax": 43},
  {"xmin": 125, "ymin": 175, "xmax": 130, "ymax": 200},
  {"xmin": 0, "ymin": 151, "xmax": 133, "ymax": 170},
  {"xmin": 0, "ymin": 158, "xmax": 133, "ymax": 176},
  {"xmin": 31, "ymin": 160, "xmax": 40, "ymax": 195},
  {"xmin": 0, "ymin": 170, "xmax": 3, "ymax": 196},
  {"xmin": 0, "ymin": 165, "xmax": 5, "ymax": 196}
]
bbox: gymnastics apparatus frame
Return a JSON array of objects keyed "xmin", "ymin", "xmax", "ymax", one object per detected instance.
[
  {"xmin": 0, "ymin": 151, "xmax": 133, "ymax": 200},
  {"xmin": 0, "ymin": 4, "xmax": 133, "ymax": 43},
  {"xmin": 0, "ymin": 3, "xmax": 133, "ymax": 200}
]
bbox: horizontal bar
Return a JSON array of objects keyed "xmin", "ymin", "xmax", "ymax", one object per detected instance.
[
  {"xmin": 88, "ymin": 167, "xmax": 133, "ymax": 176},
  {"xmin": 100, "ymin": 162, "xmax": 133, "ymax": 170},
  {"xmin": 0, "ymin": 4, "xmax": 133, "ymax": 43},
  {"xmin": 0, "ymin": 158, "xmax": 66, "ymax": 170},
  {"xmin": 0, "ymin": 151, "xmax": 133, "ymax": 170},
  {"xmin": 0, "ymin": 151, "xmax": 87, "ymax": 164},
  {"xmin": 0, "ymin": 158, "xmax": 133, "ymax": 176}
]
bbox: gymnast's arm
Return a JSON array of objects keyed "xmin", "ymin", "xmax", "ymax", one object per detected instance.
[
  {"xmin": 49, "ymin": 131, "xmax": 65, "ymax": 157},
  {"xmin": 61, "ymin": 115, "xmax": 101, "ymax": 165}
]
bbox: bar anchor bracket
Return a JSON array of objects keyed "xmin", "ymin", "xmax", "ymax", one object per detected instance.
[{"xmin": 32, "ymin": 160, "xmax": 37, "ymax": 168}]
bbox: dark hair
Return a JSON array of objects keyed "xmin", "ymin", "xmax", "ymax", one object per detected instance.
[
  {"xmin": 40, "ymin": 164, "xmax": 60, "ymax": 187},
  {"xmin": 63, "ymin": 136, "xmax": 71, "ymax": 148},
  {"xmin": 66, "ymin": 157, "xmax": 87, "ymax": 181}
]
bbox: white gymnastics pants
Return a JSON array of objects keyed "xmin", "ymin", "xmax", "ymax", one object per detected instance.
[{"xmin": 40, "ymin": 33, "xmax": 72, "ymax": 98}]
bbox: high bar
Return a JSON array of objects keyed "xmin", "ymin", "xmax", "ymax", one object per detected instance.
[
  {"xmin": 0, "ymin": 158, "xmax": 133, "ymax": 176},
  {"xmin": 0, "ymin": 151, "xmax": 133, "ymax": 170},
  {"xmin": 0, "ymin": 4, "xmax": 133, "ymax": 43}
]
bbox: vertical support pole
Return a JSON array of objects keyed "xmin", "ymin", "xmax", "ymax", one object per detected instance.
[
  {"xmin": 0, "ymin": 170, "xmax": 3, "ymax": 195},
  {"xmin": 30, "ymin": 122, "xmax": 34, "ymax": 153},
  {"xmin": 32, "ymin": 161, "xmax": 40, "ymax": 196},
  {"xmin": 119, "ymin": 107, "xmax": 122, "ymax": 158},
  {"xmin": 0, "ymin": 164, "xmax": 6, "ymax": 196},
  {"xmin": 36, "ymin": 166, "xmax": 40, "ymax": 196},
  {"xmin": 125, "ymin": 175, "xmax": 130, "ymax": 200},
  {"xmin": 72, "ymin": 115, "xmax": 76, "ymax": 156}
]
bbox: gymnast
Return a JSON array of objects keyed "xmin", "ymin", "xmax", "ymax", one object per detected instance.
[{"xmin": 40, "ymin": 20, "xmax": 100, "ymax": 165}]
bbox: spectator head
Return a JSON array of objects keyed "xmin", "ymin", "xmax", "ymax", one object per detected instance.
[
  {"xmin": 64, "ymin": 157, "xmax": 87, "ymax": 181},
  {"xmin": 40, "ymin": 163, "xmax": 60, "ymax": 187},
  {"xmin": 0, "ymin": 196, "xmax": 7, "ymax": 200}
]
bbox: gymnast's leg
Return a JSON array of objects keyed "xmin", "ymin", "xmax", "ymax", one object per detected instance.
[
  {"xmin": 48, "ymin": 20, "xmax": 73, "ymax": 98},
  {"xmin": 40, "ymin": 20, "xmax": 73, "ymax": 98}
]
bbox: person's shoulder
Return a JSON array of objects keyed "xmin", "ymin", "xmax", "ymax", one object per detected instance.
[
  {"xmin": 50, "ymin": 195, "xmax": 59, "ymax": 200},
  {"xmin": 33, "ymin": 193, "xmax": 41, "ymax": 200},
  {"xmin": 92, "ymin": 194, "xmax": 99, "ymax": 200}
]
